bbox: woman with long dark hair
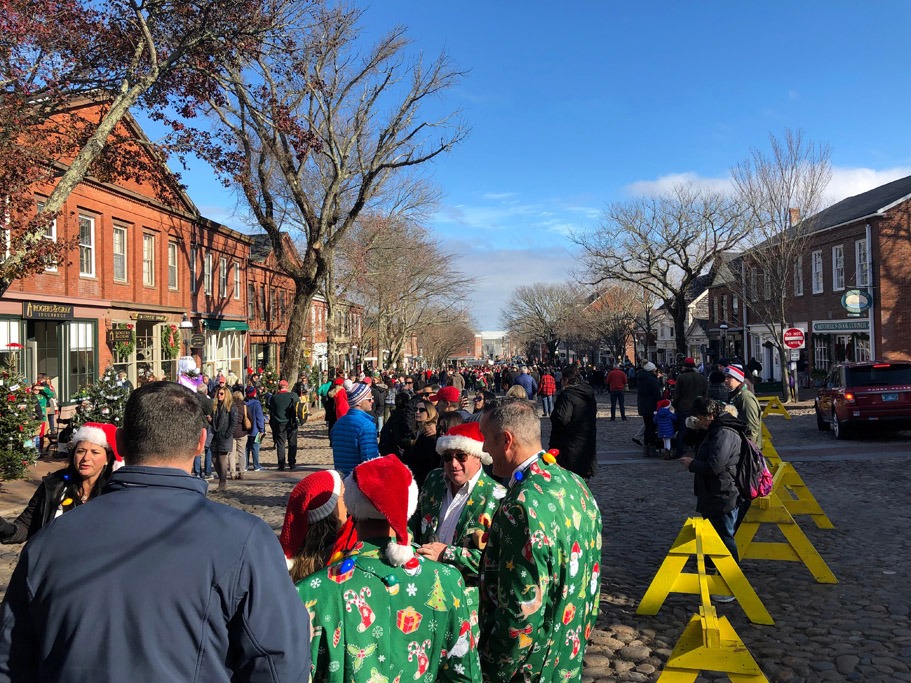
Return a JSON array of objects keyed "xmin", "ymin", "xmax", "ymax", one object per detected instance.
[
  {"xmin": 0, "ymin": 423, "xmax": 117, "ymax": 543},
  {"xmin": 210, "ymin": 386, "xmax": 239, "ymax": 493},
  {"xmin": 403, "ymin": 400, "xmax": 439, "ymax": 488}
]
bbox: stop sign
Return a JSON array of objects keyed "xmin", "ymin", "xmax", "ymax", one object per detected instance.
[{"xmin": 783, "ymin": 327, "xmax": 805, "ymax": 349}]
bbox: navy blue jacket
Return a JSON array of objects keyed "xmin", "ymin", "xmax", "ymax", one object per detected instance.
[
  {"xmin": 513, "ymin": 373, "xmax": 538, "ymax": 398},
  {"xmin": 330, "ymin": 408, "xmax": 379, "ymax": 476},
  {"xmin": 0, "ymin": 467, "xmax": 310, "ymax": 683},
  {"xmin": 245, "ymin": 398, "xmax": 266, "ymax": 436}
]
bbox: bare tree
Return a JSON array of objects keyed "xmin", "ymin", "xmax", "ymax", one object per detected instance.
[
  {"xmin": 197, "ymin": 4, "xmax": 466, "ymax": 379},
  {"xmin": 581, "ymin": 283, "xmax": 643, "ymax": 363},
  {"xmin": 500, "ymin": 283, "xmax": 582, "ymax": 361},
  {"xmin": 416, "ymin": 313, "xmax": 476, "ymax": 369},
  {"xmin": 575, "ymin": 184, "xmax": 751, "ymax": 357},
  {"xmin": 732, "ymin": 129, "xmax": 831, "ymax": 399},
  {"xmin": 342, "ymin": 215, "xmax": 468, "ymax": 369},
  {"xmin": 0, "ymin": 0, "xmax": 284, "ymax": 292}
]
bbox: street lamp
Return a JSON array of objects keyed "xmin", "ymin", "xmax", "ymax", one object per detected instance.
[
  {"xmin": 179, "ymin": 313, "xmax": 193, "ymax": 356},
  {"xmin": 719, "ymin": 322, "xmax": 729, "ymax": 359}
]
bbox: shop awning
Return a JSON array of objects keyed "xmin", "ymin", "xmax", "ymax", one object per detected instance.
[{"xmin": 203, "ymin": 319, "xmax": 249, "ymax": 331}]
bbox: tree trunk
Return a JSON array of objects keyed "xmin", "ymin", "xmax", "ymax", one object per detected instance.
[
  {"xmin": 674, "ymin": 300, "xmax": 688, "ymax": 358},
  {"xmin": 280, "ymin": 284, "xmax": 317, "ymax": 381},
  {"xmin": 777, "ymin": 344, "xmax": 792, "ymax": 402}
]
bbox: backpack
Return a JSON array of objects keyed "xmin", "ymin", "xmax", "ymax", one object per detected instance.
[
  {"xmin": 735, "ymin": 433, "xmax": 774, "ymax": 501},
  {"xmin": 296, "ymin": 397, "xmax": 309, "ymax": 424}
]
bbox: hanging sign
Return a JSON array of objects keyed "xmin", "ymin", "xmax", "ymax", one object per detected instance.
[
  {"xmin": 841, "ymin": 289, "xmax": 873, "ymax": 316},
  {"xmin": 131, "ymin": 313, "xmax": 169, "ymax": 322},
  {"xmin": 22, "ymin": 302, "xmax": 74, "ymax": 320}
]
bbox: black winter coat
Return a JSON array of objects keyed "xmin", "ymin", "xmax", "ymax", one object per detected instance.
[
  {"xmin": 210, "ymin": 403, "xmax": 239, "ymax": 454},
  {"xmin": 637, "ymin": 370, "xmax": 662, "ymax": 413},
  {"xmin": 0, "ymin": 468, "xmax": 99, "ymax": 544},
  {"xmin": 687, "ymin": 413, "xmax": 745, "ymax": 515},
  {"xmin": 548, "ymin": 382, "xmax": 598, "ymax": 479}
]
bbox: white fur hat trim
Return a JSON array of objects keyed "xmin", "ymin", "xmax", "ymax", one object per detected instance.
[{"xmin": 435, "ymin": 434, "xmax": 492, "ymax": 466}]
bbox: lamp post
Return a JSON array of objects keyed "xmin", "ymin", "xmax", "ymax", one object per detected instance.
[
  {"xmin": 719, "ymin": 322, "xmax": 729, "ymax": 359},
  {"xmin": 179, "ymin": 313, "xmax": 193, "ymax": 356}
]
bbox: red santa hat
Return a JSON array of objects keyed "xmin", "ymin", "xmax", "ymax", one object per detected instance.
[
  {"xmin": 435, "ymin": 421, "xmax": 492, "ymax": 465},
  {"xmin": 343, "ymin": 456, "xmax": 418, "ymax": 567},
  {"xmin": 70, "ymin": 422, "xmax": 122, "ymax": 463},
  {"xmin": 279, "ymin": 470, "xmax": 343, "ymax": 570},
  {"xmin": 657, "ymin": 399, "xmax": 671, "ymax": 409}
]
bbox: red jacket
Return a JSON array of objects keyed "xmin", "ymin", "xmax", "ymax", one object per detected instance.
[
  {"xmin": 538, "ymin": 374, "xmax": 556, "ymax": 396},
  {"xmin": 606, "ymin": 368, "xmax": 628, "ymax": 392}
]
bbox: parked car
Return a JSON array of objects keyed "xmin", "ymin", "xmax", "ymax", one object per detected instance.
[{"xmin": 815, "ymin": 361, "xmax": 911, "ymax": 439}]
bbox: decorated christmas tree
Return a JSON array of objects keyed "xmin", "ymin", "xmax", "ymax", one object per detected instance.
[
  {"xmin": 0, "ymin": 362, "xmax": 43, "ymax": 480},
  {"xmin": 259, "ymin": 365, "xmax": 279, "ymax": 416},
  {"xmin": 71, "ymin": 367, "xmax": 129, "ymax": 430}
]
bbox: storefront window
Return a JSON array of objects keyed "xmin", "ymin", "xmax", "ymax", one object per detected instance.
[
  {"xmin": 813, "ymin": 336, "xmax": 830, "ymax": 372},
  {"xmin": 67, "ymin": 321, "xmax": 96, "ymax": 397},
  {"xmin": 204, "ymin": 330, "xmax": 243, "ymax": 378},
  {"xmin": 0, "ymin": 319, "xmax": 22, "ymax": 369}
]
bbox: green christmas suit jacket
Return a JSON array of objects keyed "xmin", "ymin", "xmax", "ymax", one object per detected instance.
[
  {"xmin": 478, "ymin": 456, "xmax": 602, "ymax": 682},
  {"xmin": 296, "ymin": 538, "xmax": 481, "ymax": 683},
  {"xmin": 410, "ymin": 467, "xmax": 506, "ymax": 582}
]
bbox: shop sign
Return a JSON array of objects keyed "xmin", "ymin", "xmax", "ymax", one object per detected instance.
[
  {"xmin": 131, "ymin": 313, "xmax": 169, "ymax": 322},
  {"xmin": 22, "ymin": 301, "xmax": 74, "ymax": 320},
  {"xmin": 841, "ymin": 289, "xmax": 873, "ymax": 316},
  {"xmin": 811, "ymin": 319, "xmax": 870, "ymax": 333},
  {"xmin": 190, "ymin": 333, "xmax": 206, "ymax": 348},
  {"xmin": 110, "ymin": 328, "xmax": 134, "ymax": 342}
]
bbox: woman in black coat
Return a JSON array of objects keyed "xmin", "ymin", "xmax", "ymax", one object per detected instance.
[
  {"xmin": 211, "ymin": 386, "xmax": 240, "ymax": 492},
  {"xmin": 679, "ymin": 397, "xmax": 746, "ymax": 564},
  {"xmin": 548, "ymin": 365, "xmax": 598, "ymax": 479}
]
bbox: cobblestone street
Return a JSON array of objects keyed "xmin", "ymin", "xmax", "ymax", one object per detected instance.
[{"xmin": 1, "ymin": 393, "xmax": 909, "ymax": 682}]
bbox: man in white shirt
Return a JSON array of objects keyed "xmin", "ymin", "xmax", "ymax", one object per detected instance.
[{"xmin": 410, "ymin": 422, "xmax": 505, "ymax": 585}]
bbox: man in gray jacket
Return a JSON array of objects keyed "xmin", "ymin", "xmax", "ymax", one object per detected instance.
[{"xmin": 0, "ymin": 382, "xmax": 310, "ymax": 683}]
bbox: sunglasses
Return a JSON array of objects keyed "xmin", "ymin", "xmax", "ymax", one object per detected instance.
[
  {"xmin": 415, "ymin": 407, "xmax": 428, "ymax": 413},
  {"xmin": 474, "ymin": 396, "xmax": 483, "ymax": 401},
  {"xmin": 405, "ymin": 380, "xmax": 413, "ymax": 384},
  {"xmin": 442, "ymin": 452, "xmax": 471, "ymax": 463}
]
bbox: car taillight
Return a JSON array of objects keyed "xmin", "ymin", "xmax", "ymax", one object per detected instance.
[
  {"xmin": 844, "ymin": 392, "xmax": 855, "ymax": 403},
  {"xmin": 873, "ymin": 363, "xmax": 890, "ymax": 368}
]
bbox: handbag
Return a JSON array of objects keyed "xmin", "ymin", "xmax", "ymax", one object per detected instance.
[{"xmin": 242, "ymin": 405, "xmax": 252, "ymax": 431}]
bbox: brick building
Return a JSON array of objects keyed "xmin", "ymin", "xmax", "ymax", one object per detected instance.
[
  {"xmin": 705, "ymin": 175, "xmax": 911, "ymax": 381},
  {"xmin": 2, "ymin": 104, "xmax": 359, "ymax": 400}
]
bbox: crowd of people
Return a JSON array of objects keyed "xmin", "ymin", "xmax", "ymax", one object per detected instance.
[{"xmin": 0, "ymin": 353, "xmax": 770, "ymax": 681}]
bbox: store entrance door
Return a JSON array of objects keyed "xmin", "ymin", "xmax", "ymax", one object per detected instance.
[{"xmin": 25, "ymin": 321, "xmax": 61, "ymax": 387}]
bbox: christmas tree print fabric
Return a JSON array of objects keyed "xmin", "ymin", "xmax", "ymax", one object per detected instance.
[
  {"xmin": 296, "ymin": 538, "xmax": 481, "ymax": 683},
  {"xmin": 478, "ymin": 454, "xmax": 602, "ymax": 682},
  {"xmin": 409, "ymin": 467, "xmax": 506, "ymax": 581}
]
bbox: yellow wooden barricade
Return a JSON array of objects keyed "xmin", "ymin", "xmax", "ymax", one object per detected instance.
[
  {"xmin": 651, "ymin": 519, "xmax": 768, "ymax": 682},
  {"xmin": 638, "ymin": 517, "xmax": 773, "ymax": 625},
  {"xmin": 756, "ymin": 395, "xmax": 790, "ymax": 420},
  {"xmin": 735, "ymin": 469, "xmax": 837, "ymax": 584}
]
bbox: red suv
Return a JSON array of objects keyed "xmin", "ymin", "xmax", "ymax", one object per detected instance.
[{"xmin": 815, "ymin": 361, "xmax": 911, "ymax": 439}]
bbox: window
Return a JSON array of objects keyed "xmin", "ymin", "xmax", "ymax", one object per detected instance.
[
  {"xmin": 36, "ymin": 201, "xmax": 57, "ymax": 271},
  {"xmin": 168, "ymin": 241, "xmax": 178, "ymax": 290},
  {"xmin": 68, "ymin": 321, "xmax": 96, "ymax": 395},
  {"xmin": 749, "ymin": 268, "xmax": 758, "ymax": 301},
  {"xmin": 142, "ymin": 233, "xmax": 156, "ymax": 287},
  {"xmin": 832, "ymin": 245, "xmax": 844, "ymax": 291},
  {"xmin": 763, "ymin": 270, "xmax": 771, "ymax": 300},
  {"xmin": 733, "ymin": 295, "xmax": 739, "ymax": 314},
  {"xmin": 0, "ymin": 319, "xmax": 21, "ymax": 368},
  {"xmin": 713, "ymin": 296, "xmax": 719, "ymax": 323},
  {"xmin": 721, "ymin": 295, "xmax": 728, "ymax": 322},
  {"xmin": 793, "ymin": 255, "xmax": 804, "ymax": 296},
  {"xmin": 204, "ymin": 253, "xmax": 213, "ymax": 295},
  {"xmin": 260, "ymin": 285, "xmax": 267, "ymax": 317},
  {"xmin": 811, "ymin": 250, "xmax": 823, "ymax": 294},
  {"xmin": 219, "ymin": 257, "xmax": 227, "ymax": 298},
  {"xmin": 233, "ymin": 263, "xmax": 241, "ymax": 300},
  {"xmin": 814, "ymin": 334, "xmax": 830, "ymax": 372},
  {"xmin": 247, "ymin": 284, "xmax": 256, "ymax": 319},
  {"xmin": 856, "ymin": 239, "xmax": 870, "ymax": 287},
  {"xmin": 190, "ymin": 246, "xmax": 197, "ymax": 294},
  {"xmin": 78, "ymin": 214, "xmax": 95, "ymax": 276},
  {"xmin": 112, "ymin": 226, "xmax": 128, "ymax": 282}
]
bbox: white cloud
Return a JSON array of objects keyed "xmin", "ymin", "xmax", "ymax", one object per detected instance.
[
  {"xmin": 625, "ymin": 172, "xmax": 732, "ymax": 197},
  {"xmin": 481, "ymin": 192, "xmax": 518, "ymax": 200},
  {"xmin": 825, "ymin": 166, "xmax": 911, "ymax": 206}
]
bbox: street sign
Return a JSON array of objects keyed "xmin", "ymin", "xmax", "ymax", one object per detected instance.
[
  {"xmin": 790, "ymin": 350, "xmax": 801, "ymax": 361},
  {"xmin": 190, "ymin": 333, "xmax": 206, "ymax": 348},
  {"xmin": 783, "ymin": 328, "xmax": 805, "ymax": 350}
]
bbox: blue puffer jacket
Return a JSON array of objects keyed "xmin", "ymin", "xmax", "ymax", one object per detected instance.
[
  {"xmin": 330, "ymin": 407, "xmax": 380, "ymax": 476},
  {"xmin": 0, "ymin": 467, "xmax": 311, "ymax": 683}
]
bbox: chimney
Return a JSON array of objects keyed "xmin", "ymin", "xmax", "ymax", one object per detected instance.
[{"xmin": 789, "ymin": 208, "xmax": 801, "ymax": 227}]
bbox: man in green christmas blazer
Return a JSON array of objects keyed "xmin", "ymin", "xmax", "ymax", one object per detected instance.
[
  {"xmin": 479, "ymin": 398, "xmax": 602, "ymax": 682},
  {"xmin": 297, "ymin": 455, "xmax": 481, "ymax": 683},
  {"xmin": 411, "ymin": 421, "xmax": 506, "ymax": 582}
]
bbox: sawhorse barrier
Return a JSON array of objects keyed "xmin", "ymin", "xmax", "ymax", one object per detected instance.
[
  {"xmin": 756, "ymin": 395, "xmax": 791, "ymax": 420},
  {"xmin": 760, "ymin": 422, "xmax": 834, "ymax": 529},
  {"xmin": 735, "ymin": 468, "xmax": 838, "ymax": 584},
  {"xmin": 640, "ymin": 518, "xmax": 768, "ymax": 681}
]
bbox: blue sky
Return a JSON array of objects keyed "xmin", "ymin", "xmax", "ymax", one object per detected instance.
[{"xmin": 159, "ymin": 1, "xmax": 911, "ymax": 330}]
